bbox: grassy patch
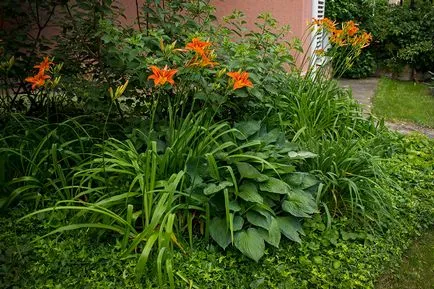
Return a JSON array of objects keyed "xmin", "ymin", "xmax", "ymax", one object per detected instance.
[
  {"xmin": 376, "ymin": 229, "xmax": 434, "ymax": 289},
  {"xmin": 372, "ymin": 78, "xmax": 434, "ymax": 127}
]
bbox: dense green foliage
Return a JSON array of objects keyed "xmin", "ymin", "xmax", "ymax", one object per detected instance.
[
  {"xmin": 1, "ymin": 134, "xmax": 433, "ymax": 288},
  {"xmin": 326, "ymin": 0, "xmax": 434, "ymax": 78},
  {"xmin": 1, "ymin": 1, "xmax": 433, "ymax": 288}
]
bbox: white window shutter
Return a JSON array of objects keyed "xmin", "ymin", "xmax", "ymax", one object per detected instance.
[{"xmin": 311, "ymin": 0, "xmax": 328, "ymax": 68}]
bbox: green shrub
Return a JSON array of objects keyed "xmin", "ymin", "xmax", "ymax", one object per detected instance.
[
  {"xmin": 2, "ymin": 134, "xmax": 433, "ymax": 288},
  {"xmin": 375, "ymin": 4, "xmax": 434, "ymax": 74}
]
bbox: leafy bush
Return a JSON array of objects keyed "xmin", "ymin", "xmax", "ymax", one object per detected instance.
[
  {"xmin": 2, "ymin": 134, "xmax": 432, "ymax": 288},
  {"xmin": 326, "ymin": 0, "xmax": 434, "ymax": 77},
  {"xmin": 342, "ymin": 50, "xmax": 377, "ymax": 79},
  {"xmin": 375, "ymin": 3, "xmax": 434, "ymax": 74}
]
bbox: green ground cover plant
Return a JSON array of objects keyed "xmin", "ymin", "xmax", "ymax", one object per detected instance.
[
  {"xmin": 1, "ymin": 0, "xmax": 433, "ymax": 288},
  {"xmin": 1, "ymin": 134, "xmax": 432, "ymax": 288},
  {"xmin": 373, "ymin": 78, "xmax": 434, "ymax": 127}
]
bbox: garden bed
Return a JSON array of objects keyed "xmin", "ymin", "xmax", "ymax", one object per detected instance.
[
  {"xmin": 1, "ymin": 134, "xmax": 433, "ymax": 288},
  {"xmin": 1, "ymin": 1, "xmax": 433, "ymax": 288}
]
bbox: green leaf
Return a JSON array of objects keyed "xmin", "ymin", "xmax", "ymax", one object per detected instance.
[
  {"xmin": 229, "ymin": 200, "xmax": 241, "ymax": 212},
  {"xmin": 258, "ymin": 128, "xmax": 282, "ymax": 144},
  {"xmin": 233, "ymin": 215, "xmax": 244, "ymax": 231},
  {"xmin": 249, "ymin": 88, "xmax": 263, "ymax": 100},
  {"xmin": 234, "ymin": 228, "xmax": 265, "ymax": 262},
  {"xmin": 277, "ymin": 216, "xmax": 303, "ymax": 243},
  {"xmin": 238, "ymin": 182, "xmax": 263, "ymax": 203},
  {"xmin": 203, "ymin": 181, "xmax": 233, "ymax": 196},
  {"xmin": 236, "ymin": 162, "xmax": 262, "ymax": 179},
  {"xmin": 267, "ymin": 217, "xmax": 281, "ymax": 247},
  {"xmin": 288, "ymin": 151, "xmax": 317, "ymax": 159},
  {"xmin": 246, "ymin": 210, "xmax": 270, "ymax": 229},
  {"xmin": 259, "ymin": 177, "xmax": 291, "ymax": 194},
  {"xmin": 282, "ymin": 190, "xmax": 318, "ymax": 218},
  {"xmin": 286, "ymin": 173, "xmax": 319, "ymax": 189},
  {"xmin": 209, "ymin": 217, "xmax": 231, "ymax": 249},
  {"xmin": 234, "ymin": 121, "xmax": 261, "ymax": 140}
]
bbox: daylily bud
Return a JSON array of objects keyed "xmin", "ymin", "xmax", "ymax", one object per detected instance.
[{"xmin": 216, "ymin": 68, "xmax": 227, "ymax": 78}]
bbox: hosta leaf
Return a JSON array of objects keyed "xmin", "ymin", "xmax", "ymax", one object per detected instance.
[
  {"xmin": 204, "ymin": 181, "xmax": 233, "ymax": 196},
  {"xmin": 238, "ymin": 182, "xmax": 263, "ymax": 203},
  {"xmin": 246, "ymin": 210, "xmax": 270, "ymax": 229},
  {"xmin": 234, "ymin": 228, "xmax": 265, "ymax": 262},
  {"xmin": 236, "ymin": 162, "xmax": 262, "ymax": 179},
  {"xmin": 234, "ymin": 121, "xmax": 261, "ymax": 140},
  {"xmin": 233, "ymin": 215, "xmax": 244, "ymax": 231},
  {"xmin": 264, "ymin": 217, "xmax": 281, "ymax": 247},
  {"xmin": 259, "ymin": 177, "xmax": 291, "ymax": 194},
  {"xmin": 282, "ymin": 190, "xmax": 318, "ymax": 218},
  {"xmin": 209, "ymin": 217, "xmax": 231, "ymax": 249},
  {"xmin": 186, "ymin": 157, "xmax": 208, "ymax": 179},
  {"xmin": 286, "ymin": 173, "xmax": 319, "ymax": 189},
  {"xmin": 277, "ymin": 216, "xmax": 303, "ymax": 243},
  {"xmin": 257, "ymin": 226, "xmax": 281, "ymax": 248},
  {"xmin": 258, "ymin": 129, "xmax": 282, "ymax": 144},
  {"xmin": 229, "ymin": 200, "xmax": 241, "ymax": 212}
]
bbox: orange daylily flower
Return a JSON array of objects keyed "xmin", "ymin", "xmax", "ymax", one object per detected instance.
[
  {"xmin": 185, "ymin": 37, "xmax": 212, "ymax": 56},
  {"xmin": 352, "ymin": 32, "xmax": 372, "ymax": 48},
  {"xmin": 25, "ymin": 70, "xmax": 51, "ymax": 90},
  {"xmin": 313, "ymin": 17, "xmax": 336, "ymax": 31},
  {"xmin": 189, "ymin": 53, "xmax": 219, "ymax": 68},
  {"xmin": 345, "ymin": 20, "xmax": 359, "ymax": 37},
  {"xmin": 34, "ymin": 56, "xmax": 53, "ymax": 73},
  {"xmin": 330, "ymin": 29, "xmax": 346, "ymax": 46},
  {"xmin": 185, "ymin": 37, "xmax": 218, "ymax": 68},
  {"xmin": 227, "ymin": 71, "xmax": 253, "ymax": 90},
  {"xmin": 148, "ymin": 65, "xmax": 178, "ymax": 86}
]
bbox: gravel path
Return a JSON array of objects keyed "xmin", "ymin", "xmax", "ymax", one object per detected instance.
[{"xmin": 338, "ymin": 78, "xmax": 434, "ymax": 138}]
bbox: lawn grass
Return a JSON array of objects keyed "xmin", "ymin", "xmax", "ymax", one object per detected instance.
[
  {"xmin": 373, "ymin": 78, "xmax": 434, "ymax": 128},
  {"xmin": 376, "ymin": 228, "xmax": 434, "ymax": 289}
]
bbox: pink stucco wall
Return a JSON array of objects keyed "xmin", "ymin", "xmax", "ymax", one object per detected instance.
[
  {"xmin": 26, "ymin": 0, "xmax": 312, "ymax": 65},
  {"xmin": 120, "ymin": 0, "xmax": 312, "ymax": 64},
  {"xmin": 211, "ymin": 0, "xmax": 311, "ymax": 47},
  {"xmin": 210, "ymin": 0, "xmax": 312, "ymax": 66},
  {"xmin": 121, "ymin": 0, "xmax": 312, "ymax": 41}
]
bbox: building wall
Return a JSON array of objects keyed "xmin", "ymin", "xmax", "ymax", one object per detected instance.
[
  {"xmin": 211, "ymin": 0, "xmax": 312, "ymax": 47},
  {"xmin": 14, "ymin": 0, "xmax": 312, "ymax": 65},
  {"xmin": 120, "ymin": 0, "xmax": 313, "ymax": 66}
]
